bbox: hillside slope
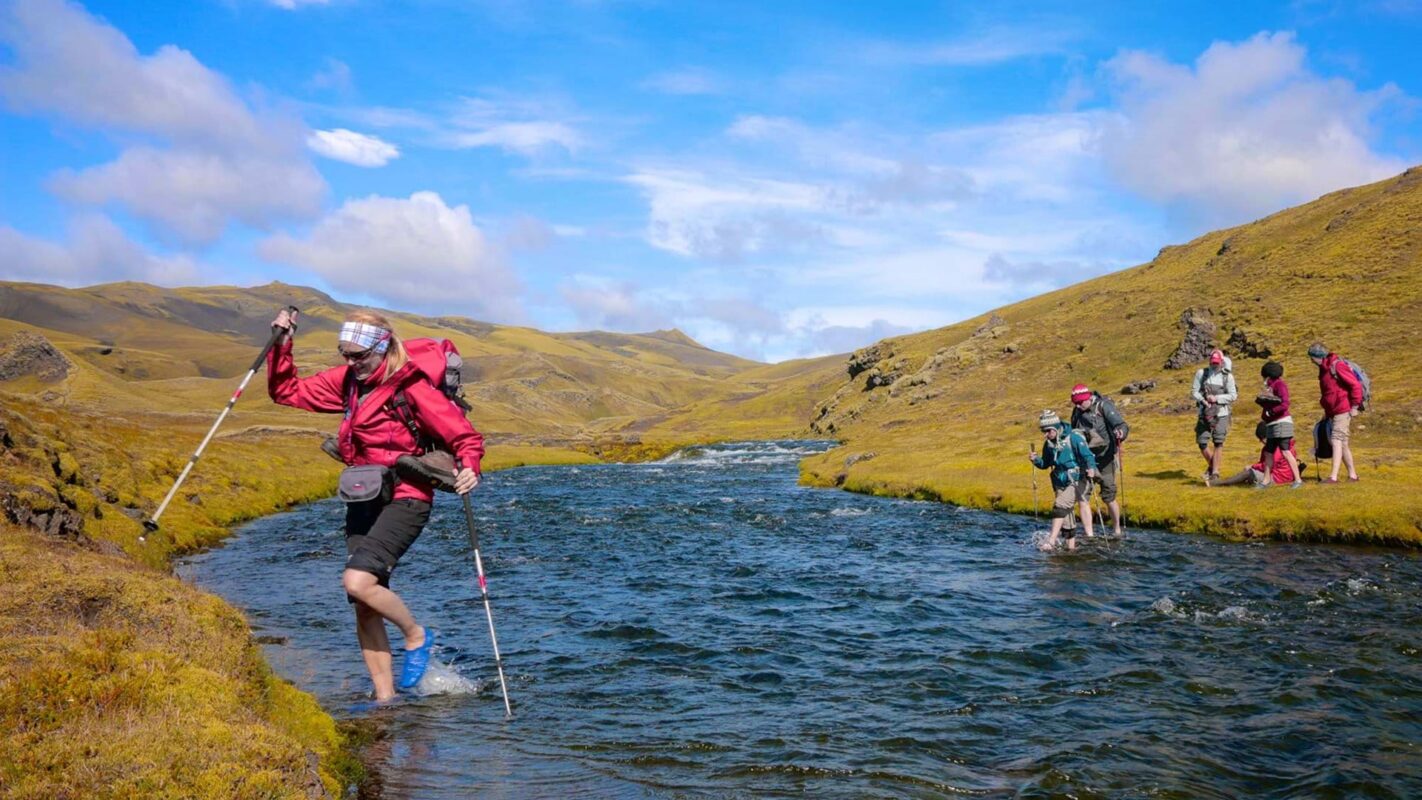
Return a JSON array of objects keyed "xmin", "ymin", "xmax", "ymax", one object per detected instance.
[
  {"xmin": 799, "ymin": 166, "xmax": 1422, "ymax": 544},
  {"xmin": 0, "ymin": 280, "xmax": 798, "ymax": 444}
]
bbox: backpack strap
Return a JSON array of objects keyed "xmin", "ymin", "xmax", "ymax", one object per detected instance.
[{"xmin": 386, "ymin": 388, "xmax": 427, "ymax": 452}]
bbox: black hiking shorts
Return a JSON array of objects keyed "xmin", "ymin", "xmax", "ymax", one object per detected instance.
[{"xmin": 344, "ymin": 498, "xmax": 431, "ymax": 601}]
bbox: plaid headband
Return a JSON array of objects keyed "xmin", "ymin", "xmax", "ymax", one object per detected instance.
[{"xmin": 339, "ymin": 321, "xmax": 391, "ymax": 354}]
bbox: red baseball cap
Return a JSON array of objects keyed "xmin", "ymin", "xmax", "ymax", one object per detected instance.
[
  {"xmin": 1070, "ymin": 383, "xmax": 1091, "ymax": 402},
  {"xmin": 1209, "ymin": 349, "xmax": 1224, "ymax": 364}
]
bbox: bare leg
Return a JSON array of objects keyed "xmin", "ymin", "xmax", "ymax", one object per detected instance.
[
  {"xmin": 1280, "ymin": 448, "xmax": 1302, "ymax": 484},
  {"xmin": 1108, "ymin": 500, "xmax": 1122, "ymax": 535},
  {"xmin": 1042, "ymin": 518, "xmax": 1063, "ymax": 551},
  {"xmin": 1199, "ymin": 445, "xmax": 1214, "ymax": 473},
  {"xmin": 1341, "ymin": 441, "xmax": 1357, "ymax": 480},
  {"xmin": 1078, "ymin": 500, "xmax": 1095, "ymax": 539},
  {"xmin": 1210, "ymin": 443, "xmax": 1224, "ymax": 478},
  {"xmin": 343, "ymin": 569, "xmax": 426, "ymax": 649},
  {"xmin": 353, "ymin": 602, "xmax": 396, "ymax": 701},
  {"xmin": 1330, "ymin": 447, "xmax": 1343, "ymax": 481}
]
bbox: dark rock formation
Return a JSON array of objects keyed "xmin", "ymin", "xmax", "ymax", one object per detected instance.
[
  {"xmin": 846, "ymin": 344, "xmax": 885, "ymax": 379},
  {"xmin": 1226, "ymin": 327, "xmax": 1272, "ymax": 359},
  {"xmin": 974, "ymin": 312, "xmax": 1006, "ymax": 336},
  {"xmin": 0, "ymin": 331, "xmax": 73, "ymax": 382},
  {"xmin": 1121, "ymin": 380, "xmax": 1157, "ymax": 395},
  {"xmin": 1164, "ymin": 308, "xmax": 1216, "ymax": 369}
]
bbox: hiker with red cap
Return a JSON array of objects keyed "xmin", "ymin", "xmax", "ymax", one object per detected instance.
[
  {"xmin": 1069, "ymin": 383, "xmax": 1129, "ymax": 536},
  {"xmin": 267, "ymin": 307, "xmax": 484, "ymax": 702},
  {"xmin": 1307, "ymin": 343, "xmax": 1364, "ymax": 483},
  {"xmin": 1191, "ymin": 348, "xmax": 1238, "ymax": 483}
]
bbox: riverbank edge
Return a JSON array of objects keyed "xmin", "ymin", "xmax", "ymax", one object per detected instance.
[
  {"xmin": 0, "ymin": 396, "xmax": 609, "ymax": 799},
  {"xmin": 798, "ymin": 445, "xmax": 1422, "ymax": 547}
]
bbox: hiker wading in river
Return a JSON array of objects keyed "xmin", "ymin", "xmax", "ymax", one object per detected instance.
[
  {"xmin": 268, "ymin": 308, "xmax": 483, "ymax": 701},
  {"xmin": 1069, "ymin": 383, "xmax": 1129, "ymax": 537},
  {"xmin": 1029, "ymin": 409, "xmax": 1097, "ymax": 551}
]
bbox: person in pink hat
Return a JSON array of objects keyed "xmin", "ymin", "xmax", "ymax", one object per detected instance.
[
  {"xmin": 1069, "ymin": 382, "xmax": 1130, "ymax": 536},
  {"xmin": 1191, "ymin": 348, "xmax": 1237, "ymax": 482}
]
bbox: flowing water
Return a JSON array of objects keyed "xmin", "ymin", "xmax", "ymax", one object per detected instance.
[{"xmin": 178, "ymin": 442, "xmax": 1422, "ymax": 799}]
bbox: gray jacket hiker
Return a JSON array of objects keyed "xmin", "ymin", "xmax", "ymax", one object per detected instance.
[
  {"xmin": 1191, "ymin": 353, "xmax": 1237, "ymax": 452},
  {"xmin": 1070, "ymin": 391, "xmax": 1129, "ymax": 465},
  {"xmin": 1192, "ymin": 357, "xmax": 1238, "ymax": 418}
]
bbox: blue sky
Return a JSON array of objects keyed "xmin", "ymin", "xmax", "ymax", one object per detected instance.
[{"xmin": 2, "ymin": 0, "xmax": 1419, "ymax": 361}]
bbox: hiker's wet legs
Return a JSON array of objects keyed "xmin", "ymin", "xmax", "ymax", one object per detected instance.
[
  {"xmin": 1107, "ymin": 499, "xmax": 1122, "ymax": 535},
  {"xmin": 1078, "ymin": 500, "xmax": 1095, "ymax": 538},
  {"xmin": 342, "ymin": 569, "xmax": 424, "ymax": 648},
  {"xmin": 354, "ymin": 602, "xmax": 395, "ymax": 700}
]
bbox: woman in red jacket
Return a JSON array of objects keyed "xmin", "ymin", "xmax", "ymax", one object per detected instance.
[
  {"xmin": 1307, "ymin": 343, "xmax": 1363, "ymax": 483},
  {"xmin": 268, "ymin": 308, "xmax": 483, "ymax": 701}
]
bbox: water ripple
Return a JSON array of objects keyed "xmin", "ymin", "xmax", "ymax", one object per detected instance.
[{"xmin": 179, "ymin": 440, "xmax": 1422, "ymax": 799}]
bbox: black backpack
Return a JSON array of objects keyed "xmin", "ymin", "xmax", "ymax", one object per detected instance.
[{"xmin": 1313, "ymin": 418, "xmax": 1334, "ymax": 460}]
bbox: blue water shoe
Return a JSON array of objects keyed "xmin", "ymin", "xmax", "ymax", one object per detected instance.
[{"xmin": 398, "ymin": 628, "xmax": 436, "ymax": 690}]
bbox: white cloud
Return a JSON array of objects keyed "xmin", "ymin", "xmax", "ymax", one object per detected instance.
[
  {"xmin": 0, "ymin": 216, "xmax": 200, "ymax": 287},
  {"xmin": 259, "ymin": 191, "xmax": 524, "ymax": 322},
  {"xmin": 623, "ymin": 168, "xmax": 832, "ymax": 260},
  {"xmin": 50, "ymin": 147, "xmax": 325, "ymax": 245},
  {"xmin": 443, "ymin": 96, "xmax": 583, "ymax": 156},
  {"xmin": 642, "ymin": 67, "xmax": 725, "ymax": 95},
  {"xmin": 862, "ymin": 26, "xmax": 1077, "ymax": 67},
  {"xmin": 1101, "ymin": 31, "xmax": 1407, "ymax": 224},
  {"xmin": 270, "ymin": 0, "xmax": 332, "ymax": 8},
  {"xmin": 307, "ymin": 58, "xmax": 353, "ymax": 93},
  {"xmin": 0, "ymin": 0, "xmax": 325, "ymax": 245},
  {"xmin": 307, "ymin": 128, "xmax": 400, "ymax": 166},
  {"xmin": 559, "ymin": 278, "xmax": 677, "ymax": 331}
]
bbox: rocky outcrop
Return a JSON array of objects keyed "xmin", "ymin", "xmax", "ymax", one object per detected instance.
[
  {"xmin": 1121, "ymin": 380, "xmax": 1157, "ymax": 395},
  {"xmin": 1226, "ymin": 328, "xmax": 1272, "ymax": 359},
  {"xmin": 0, "ymin": 331, "xmax": 73, "ymax": 382},
  {"xmin": 1164, "ymin": 308, "xmax": 1216, "ymax": 369},
  {"xmin": 846, "ymin": 344, "xmax": 884, "ymax": 380}
]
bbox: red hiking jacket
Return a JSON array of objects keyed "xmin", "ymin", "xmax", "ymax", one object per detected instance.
[
  {"xmin": 1251, "ymin": 441, "xmax": 1298, "ymax": 484},
  {"xmin": 1317, "ymin": 353, "xmax": 1363, "ymax": 417},
  {"xmin": 268, "ymin": 339, "xmax": 484, "ymax": 503}
]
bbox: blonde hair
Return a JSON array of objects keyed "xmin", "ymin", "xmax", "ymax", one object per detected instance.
[{"xmin": 344, "ymin": 309, "xmax": 408, "ymax": 381}]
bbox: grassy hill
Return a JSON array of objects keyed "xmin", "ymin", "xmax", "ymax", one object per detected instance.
[
  {"xmin": 798, "ymin": 166, "xmax": 1422, "ymax": 544},
  {"xmin": 4, "ymin": 166, "xmax": 1421, "ymax": 797}
]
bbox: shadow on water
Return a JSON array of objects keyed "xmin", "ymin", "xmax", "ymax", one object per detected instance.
[{"xmin": 179, "ymin": 441, "xmax": 1422, "ymax": 799}]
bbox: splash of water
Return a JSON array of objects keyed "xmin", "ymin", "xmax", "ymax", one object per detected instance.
[{"xmin": 412, "ymin": 658, "xmax": 482, "ymax": 697}]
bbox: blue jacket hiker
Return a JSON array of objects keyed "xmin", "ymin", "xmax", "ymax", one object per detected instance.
[{"xmin": 1029, "ymin": 410, "xmax": 1098, "ymax": 551}]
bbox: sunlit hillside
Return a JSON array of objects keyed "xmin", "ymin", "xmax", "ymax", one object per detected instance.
[{"xmin": 798, "ymin": 166, "xmax": 1422, "ymax": 544}]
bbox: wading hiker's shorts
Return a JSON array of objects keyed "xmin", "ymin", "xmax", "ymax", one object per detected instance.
[
  {"xmin": 1052, "ymin": 478, "xmax": 1089, "ymax": 530},
  {"xmin": 1195, "ymin": 412, "xmax": 1230, "ymax": 447},
  {"xmin": 344, "ymin": 498, "xmax": 431, "ymax": 603},
  {"xmin": 1329, "ymin": 412, "xmax": 1352, "ymax": 444},
  {"xmin": 1083, "ymin": 456, "xmax": 1119, "ymax": 503}
]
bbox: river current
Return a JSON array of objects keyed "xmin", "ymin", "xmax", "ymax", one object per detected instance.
[{"xmin": 178, "ymin": 441, "xmax": 1422, "ymax": 799}]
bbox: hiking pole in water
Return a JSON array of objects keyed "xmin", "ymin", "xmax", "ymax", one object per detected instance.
[
  {"xmin": 457, "ymin": 460, "xmax": 513, "ymax": 718},
  {"xmin": 1029, "ymin": 444, "xmax": 1039, "ymax": 519},
  {"xmin": 141, "ymin": 307, "xmax": 299, "ymax": 540},
  {"xmin": 1115, "ymin": 449, "xmax": 1125, "ymax": 537}
]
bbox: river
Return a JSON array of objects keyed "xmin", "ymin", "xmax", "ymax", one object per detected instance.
[{"xmin": 178, "ymin": 441, "xmax": 1422, "ymax": 799}]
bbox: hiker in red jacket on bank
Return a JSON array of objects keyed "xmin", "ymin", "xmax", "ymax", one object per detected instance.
[
  {"xmin": 268, "ymin": 307, "xmax": 483, "ymax": 701},
  {"xmin": 1307, "ymin": 343, "xmax": 1363, "ymax": 483}
]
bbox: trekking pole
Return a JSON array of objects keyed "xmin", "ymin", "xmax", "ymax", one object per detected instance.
[
  {"xmin": 1115, "ymin": 449, "xmax": 1125, "ymax": 534},
  {"xmin": 142, "ymin": 307, "xmax": 298, "ymax": 540},
  {"xmin": 1029, "ymin": 444, "xmax": 1039, "ymax": 519},
  {"xmin": 457, "ymin": 460, "xmax": 513, "ymax": 718}
]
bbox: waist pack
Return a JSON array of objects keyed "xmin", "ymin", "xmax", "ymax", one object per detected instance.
[{"xmin": 337, "ymin": 464, "xmax": 393, "ymax": 504}]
